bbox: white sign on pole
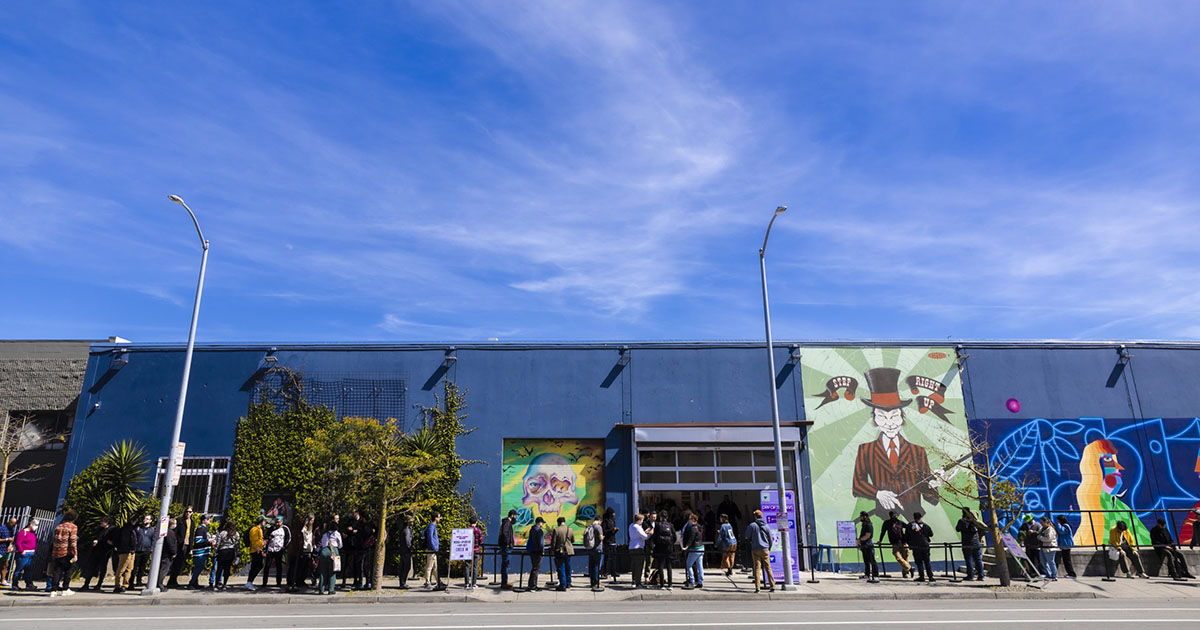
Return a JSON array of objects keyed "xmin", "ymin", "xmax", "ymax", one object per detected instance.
[
  {"xmin": 170, "ymin": 442, "xmax": 186, "ymax": 486},
  {"xmin": 158, "ymin": 515, "xmax": 170, "ymax": 538},
  {"xmin": 450, "ymin": 528, "xmax": 474, "ymax": 561}
]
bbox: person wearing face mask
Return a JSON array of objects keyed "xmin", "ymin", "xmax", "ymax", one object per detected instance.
[{"xmin": 12, "ymin": 519, "xmax": 40, "ymax": 591}]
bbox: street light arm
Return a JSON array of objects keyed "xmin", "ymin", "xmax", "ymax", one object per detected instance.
[
  {"xmin": 760, "ymin": 206, "xmax": 787, "ymax": 257},
  {"xmin": 169, "ymin": 195, "xmax": 209, "ymax": 250}
]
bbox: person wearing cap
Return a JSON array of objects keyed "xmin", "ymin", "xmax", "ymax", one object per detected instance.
[
  {"xmin": 526, "ymin": 516, "xmax": 546, "ymax": 591},
  {"xmin": 1150, "ymin": 518, "xmax": 1193, "ymax": 580},
  {"xmin": 906, "ymin": 511, "xmax": 934, "ymax": 582},
  {"xmin": 498, "ymin": 509, "xmax": 517, "ymax": 589},
  {"xmin": 956, "ymin": 507, "xmax": 985, "ymax": 581},
  {"xmin": 1017, "ymin": 514, "xmax": 1043, "ymax": 579},
  {"xmin": 1109, "ymin": 520, "xmax": 1148, "ymax": 579},
  {"xmin": 857, "ymin": 511, "xmax": 879, "ymax": 582}
]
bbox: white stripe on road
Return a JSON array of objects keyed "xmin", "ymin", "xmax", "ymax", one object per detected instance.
[
  {"xmin": 7, "ymin": 608, "xmax": 1199, "ymax": 623},
  {"xmin": 64, "ymin": 621, "xmax": 1196, "ymax": 630}
]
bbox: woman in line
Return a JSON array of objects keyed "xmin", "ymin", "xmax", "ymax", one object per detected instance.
[
  {"xmin": 318, "ymin": 519, "xmax": 342, "ymax": 595},
  {"xmin": 213, "ymin": 520, "xmax": 240, "ymax": 590},
  {"xmin": 11, "ymin": 519, "xmax": 39, "ymax": 591},
  {"xmin": 716, "ymin": 514, "xmax": 737, "ymax": 577}
]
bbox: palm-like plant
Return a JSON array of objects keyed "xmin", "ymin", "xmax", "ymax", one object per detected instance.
[{"xmin": 61, "ymin": 440, "xmax": 155, "ymax": 542}]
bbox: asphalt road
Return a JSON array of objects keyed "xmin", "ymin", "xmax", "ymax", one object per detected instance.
[{"xmin": 2, "ymin": 600, "xmax": 1197, "ymax": 629}]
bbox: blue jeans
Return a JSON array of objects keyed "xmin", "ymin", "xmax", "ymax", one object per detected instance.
[
  {"xmin": 555, "ymin": 554, "xmax": 571, "ymax": 587},
  {"xmin": 685, "ymin": 550, "xmax": 704, "ymax": 586},
  {"xmin": 588, "ymin": 548, "xmax": 603, "ymax": 587},
  {"xmin": 1040, "ymin": 550, "xmax": 1057, "ymax": 579},
  {"xmin": 189, "ymin": 553, "xmax": 209, "ymax": 586},
  {"xmin": 963, "ymin": 546, "xmax": 983, "ymax": 579},
  {"xmin": 13, "ymin": 553, "xmax": 35, "ymax": 588}
]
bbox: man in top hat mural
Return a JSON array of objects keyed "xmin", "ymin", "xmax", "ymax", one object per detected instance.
[{"xmin": 851, "ymin": 368, "xmax": 952, "ymax": 519}]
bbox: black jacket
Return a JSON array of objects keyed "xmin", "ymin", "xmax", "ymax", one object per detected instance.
[
  {"xmin": 858, "ymin": 519, "xmax": 874, "ymax": 546},
  {"xmin": 398, "ymin": 525, "xmax": 412, "ymax": 554},
  {"xmin": 116, "ymin": 524, "xmax": 138, "ymax": 554},
  {"xmin": 956, "ymin": 517, "xmax": 982, "ymax": 547},
  {"xmin": 602, "ymin": 517, "xmax": 618, "ymax": 548},
  {"xmin": 162, "ymin": 529, "xmax": 179, "ymax": 558},
  {"xmin": 879, "ymin": 517, "xmax": 905, "ymax": 545},
  {"xmin": 652, "ymin": 521, "xmax": 676, "ymax": 556},
  {"xmin": 1150, "ymin": 524, "xmax": 1174, "ymax": 548},
  {"xmin": 681, "ymin": 523, "xmax": 703, "ymax": 549},
  {"xmin": 498, "ymin": 519, "xmax": 515, "ymax": 549},
  {"xmin": 94, "ymin": 525, "xmax": 118, "ymax": 553},
  {"xmin": 905, "ymin": 521, "xmax": 932, "ymax": 549}
]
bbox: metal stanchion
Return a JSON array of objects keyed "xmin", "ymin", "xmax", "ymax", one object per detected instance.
[
  {"xmin": 878, "ymin": 542, "xmax": 890, "ymax": 578},
  {"xmin": 944, "ymin": 543, "xmax": 961, "ymax": 582},
  {"xmin": 806, "ymin": 545, "xmax": 820, "ymax": 584}
]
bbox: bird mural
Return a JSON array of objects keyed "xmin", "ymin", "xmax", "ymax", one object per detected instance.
[{"xmin": 1074, "ymin": 439, "xmax": 1151, "ymax": 546}]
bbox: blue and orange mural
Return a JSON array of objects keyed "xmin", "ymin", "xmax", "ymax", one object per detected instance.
[{"xmin": 975, "ymin": 416, "xmax": 1200, "ymax": 544}]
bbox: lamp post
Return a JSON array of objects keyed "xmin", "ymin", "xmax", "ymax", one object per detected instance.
[
  {"xmin": 143, "ymin": 195, "xmax": 209, "ymax": 596},
  {"xmin": 759, "ymin": 205, "xmax": 796, "ymax": 590}
]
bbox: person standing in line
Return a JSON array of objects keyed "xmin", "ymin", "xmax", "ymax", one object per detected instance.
[
  {"xmin": 466, "ymin": 516, "xmax": 483, "ymax": 589},
  {"xmin": 112, "ymin": 516, "xmax": 138, "ymax": 593},
  {"xmin": 650, "ymin": 511, "xmax": 676, "ymax": 590},
  {"xmin": 642, "ymin": 511, "xmax": 658, "ymax": 585},
  {"xmin": 422, "ymin": 511, "xmax": 443, "ymax": 589},
  {"xmin": 342, "ymin": 510, "xmax": 361, "ymax": 590},
  {"xmin": 744, "ymin": 510, "xmax": 774, "ymax": 593},
  {"xmin": 1150, "ymin": 518, "xmax": 1193, "ymax": 580},
  {"xmin": 682, "ymin": 512, "xmax": 705, "ymax": 589},
  {"xmin": 879, "ymin": 511, "xmax": 911, "ymax": 578},
  {"xmin": 0, "ymin": 516, "xmax": 18, "ymax": 588},
  {"xmin": 157, "ymin": 517, "xmax": 178, "ymax": 591},
  {"xmin": 289, "ymin": 514, "xmax": 315, "ymax": 592},
  {"xmin": 1037, "ymin": 516, "xmax": 1059, "ymax": 581},
  {"xmin": 81, "ymin": 516, "xmax": 116, "ymax": 591},
  {"xmin": 526, "ymin": 517, "xmax": 546, "ymax": 591},
  {"xmin": 318, "ymin": 520, "xmax": 342, "ymax": 595},
  {"xmin": 130, "ymin": 513, "xmax": 154, "ymax": 588},
  {"xmin": 602, "ymin": 507, "xmax": 619, "ymax": 583},
  {"xmin": 359, "ymin": 515, "xmax": 377, "ymax": 590},
  {"xmin": 244, "ymin": 516, "xmax": 266, "ymax": 591},
  {"xmin": 1109, "ymin": 520, "xmax": 1148, "ymax": 579},
  {"xmin": 858, "ymin": 511, "xmax": 879, "ymax": 583},
  {"xmin": 1052, "ymin": 515, "xmax": 1077, "ymax": 578},
  {"xmin": 1017, "ymin": 514, "xmax": 1043, "ymax": 579},
  {"xmin": 906, "ymin": 511, "xmax": 934, "ymax": 583},
  {"xmin": 48, "ymin": 510, "xmax": 79, "ymax": 596},
  {"xmin": 167, "ymin": 506, "xmax": 194, "ymax": 589},
  {"xmin": 550, "ymin": 516, "xmax": 575, "ymax": 591},
  {"xmin": 497, "ymin": 510, "xmax": 516, "ymax": 589},
  {"xmin": 956, "ymin": 508, "xmax": 985, "ymax": 581},
  {"xmin": 187, "ymin": 515, "xmax": 213, "ymax": 589},
  {"xmin": 627, "ymin": 514, "xmax": 649, "ymax": 589},
  {"xmin": 584, "ymin": 514, "xmax": 605, "ymax": 590},
  {"xmin": 12, "ymin": 519, "xmax": 39, "ymax": 591},
  {"xmin": 263, "ymin": 516, "xmax": 290, "ymax": 588},
  {"xmin": 212, "ymin": 520, "xmax": 239, "ymax": 590},
  {"xmin": 396, "ymin": 515, "xmax": 413, "ymax": 590},
  {"xmin": 716, "ymin": 514, "xmax": 737, "ymax": 577}
]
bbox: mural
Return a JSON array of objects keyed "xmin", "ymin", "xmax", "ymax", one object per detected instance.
[
  {"xmin": 801, "ymin": 347, "xmax": 977, "ymax": 560},
  {"xmin": 501, "ymin": 438, "xmax": 604, "ymax": 545},
  {"xmin": 977, "ymin": 416, "xmax": 1200, "ymax": 544}
]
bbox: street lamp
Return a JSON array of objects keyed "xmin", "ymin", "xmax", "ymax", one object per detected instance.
[
  {"xmin": 143, "ymin": 195, "xmax": 209, "ymax": 596},
  {"xmin": 759, "ymin": 205, "xmax": 796, "ymax": 590}
]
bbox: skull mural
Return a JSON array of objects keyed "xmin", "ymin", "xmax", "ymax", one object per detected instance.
[{"xmin": 521, "ymin": 453, "xmax": 581, "ymax": 518}]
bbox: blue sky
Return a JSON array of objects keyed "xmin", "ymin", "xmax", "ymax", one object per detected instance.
[{"xmin": 2, "ymin": 2, "xmax": 1198, "ymax": 343}]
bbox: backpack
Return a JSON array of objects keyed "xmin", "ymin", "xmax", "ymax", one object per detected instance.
[{"xmin": 583, "ymin": 524, "xmax": 598, "ymax": 549}]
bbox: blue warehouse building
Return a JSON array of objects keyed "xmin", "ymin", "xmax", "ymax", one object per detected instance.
[{"xmin": 57, "ymin": 340, "xmax": 1200, "ymax": 557}]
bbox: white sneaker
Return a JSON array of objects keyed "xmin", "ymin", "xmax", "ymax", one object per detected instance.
[
  {"xmin": 244, "ymin": 582, "xmax": 257, "ymax": 591},
  {"xmin": 63, "ymin": 589, "xmax": 75, "ymax": 596},
  {"xmin": 50, "ymin": 591, "xmax": 59, "ymax": 597}
]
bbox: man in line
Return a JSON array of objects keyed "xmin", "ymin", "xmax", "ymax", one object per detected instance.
[
  {"xmin": 263, "ymin": 515, "xmax": 290, "ymax": 588},
  {"xmin": 1150, "ymin": 518, "xmax": 1193, "ymax": 580},
  {"xmin": 602, "ymin": 507, "xmax": 619, "ymax": 583},
  {"xmin": 745, "ymin": 510, "xmax": 774, "ymax": 593},
  {"xmin": 628, "ymin": 514, "xmax": 650, "ymax": 589},
  {"xmin": 956, "ymin": 508, "xmax": 985, "ymax": 581},
  {"xmin": 0, "ymin": 516, "xmax": 17, "ymax": 588},
  {"xmin": 1017, "ymin": 514, "xmax": 1043, "ymax": 579},
  {"xmin": 1054, "ymin": 515, "xmax": 1078, "ymax": 578},
  {"xmin": 642, "ymin": 511, "xmax": 658, "ymax": 585},
  {"xmin": 526, "ymin": 517, "xmax": 545, "ymax": 591},
  {"xmin": 467, "ymin": 516, "xmax": 483, "ymax": 589},
  {"xmin": 879, "ymin": 511, "xmax": 911, "ymax": 578},
  {"xmin": 551, "ymin": 516, "xmax": 575, "ymax": 591},
  {"xmin": 584, "ymin": 514, "xmax": 605, "ymax": 590},
  {"xmin": 132, "ymin": 513, "xmax": 154, "ymax": 588},
  {"xmin": 167, "ymin": 506, "xmax": 194, "ymax": 589},
  {"xmin": 497, "ymin": 510, "xmax": 516, "ymax": 589},
  {"xmin": 858, "ymin": 511, "xmax": 878, "ymax": 583},
  {"xmin": 81, "ymin": 516, "xmax": 116, "ymax": 591},
  {"xmin": 113, "ymin": 516, "xmax": 138, "ymax": 593},
  {"xmin": 187, "ymin": 515, "xmax": 213, "ymax": 589},
  {"xmin": 343, "ymin": 511, "xmax": 362, "ymax": 590},
  {"xmin": 906, "ymin": 511, "xmax": 934, "ymax": 582},
  {"xmin": 423, "ymin": 511, "xmax": 443, "ymax": 590},
  {"xmin": 359, "ymin": 515, "xmax": 376, "ymax": 590},
  {"xmin": 157, "ymin": 517, "xmax": 178, "ymax": 591},
  {"xmin": 49, "ymin": 510, "xmax": 79, "ymax": 596},
  {"xmin": 1109, "ymin": 520, "xmax": 1148, "ymax": 579},
  {"xmin": 396, "ymin": 515, "xmax": 413, "ymax": 589}
]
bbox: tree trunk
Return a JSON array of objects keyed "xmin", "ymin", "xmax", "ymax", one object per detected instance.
[
  {"xmin": 983, "ymin": 456, "xmax": 1010, "ymax": 587},
  {"xmin": 0, "ymin": 451, "xmax": 9, "ymax": 513},
  {"xmin": 374, "ymin": 495, "xmax": 388, "ymax": 592}
]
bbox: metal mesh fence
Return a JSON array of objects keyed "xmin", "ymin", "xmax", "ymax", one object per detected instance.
[{"xmin": 250, "ymin": 370, "xmax": 409, "ymax": 427}]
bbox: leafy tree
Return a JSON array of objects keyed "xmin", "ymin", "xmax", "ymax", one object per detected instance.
[
  {"xmin": 60, "ymin": 440, "xmax": 158, "ymax": 543},
  {"xmin": 306, "ymin": 417, "xmax": 445, "ymax": 591}
]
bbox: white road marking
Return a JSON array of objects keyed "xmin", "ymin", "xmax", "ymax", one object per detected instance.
[{"xmin": 67, "ymin": 621, "xmax": 1196, "ymax": 630}]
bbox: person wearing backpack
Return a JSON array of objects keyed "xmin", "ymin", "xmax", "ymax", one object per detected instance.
[
  {"xmin": 858, "ymin": 511, "xmax": 879, "ymax": 583},
  {"xmin": 527, "ymin": 517, "xmax": 546, "ymax": 591},
  {"xmin": 550, "ymin": 516, "xmax": 575, "ymax": 591},
  {"xmin": 956, "ymin": 508, "xmax": 985, "ymax": 581},
  {"xmin": 716, "ymin": 514, "xmax": 737, "ymax": 577},
  {"xmin": 583, "ymin": 514, "xmax": 604, "ymax": 590},
  {"xmin": 879, "ymin": 511, "xmax": 911, "ymax": 578},
  {"xmin": 906, "ymin": 511, "xmax": 934, "ymax": 582},
  {"xmin": 650, "ymin": 511, "xmax": 676, "ymax": 590},
  {"xmin": 744, "ymin": 510, "xmax": 774, "ymax": 593}
]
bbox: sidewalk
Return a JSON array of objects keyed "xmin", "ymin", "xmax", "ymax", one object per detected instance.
[{"xmin": 3, "ymin": 568, "xmax": 1198, "ymax": 607}]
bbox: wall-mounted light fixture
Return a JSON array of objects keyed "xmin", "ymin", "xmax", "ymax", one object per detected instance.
[
  {"xmin": 263, "ymin": 347, "xmax": 278, "ymax": 364},
  {"xmin": 617, "ymin": 346, "xmax": 631, "ymax": 365},
  {"xmin": 1118, "ymin": 345, "xmax": 1133, "ymax": 364},
  {"xmin": 955, "ymin": 345, "xmax": 969, "ymax": 370},
  {"xmin": 443, "ymin": 347, "xmax": 457, "ymax": 366},
  {"xmin": 110, "ymin": 349, "xmax": 129, "ymax": 370},
  {"xmin": 789, "ymin": 344, "xmax": 802, "ymax": 362}
]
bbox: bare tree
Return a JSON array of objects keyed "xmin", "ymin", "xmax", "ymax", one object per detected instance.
[
  {"xmin": 922, "ymin": 421, "xmax": 1039, "ymax": 587},
  {"xmin": 0, "ymin": 410, "xmax": 57, "ymax": 511}
]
